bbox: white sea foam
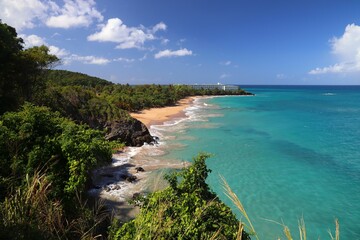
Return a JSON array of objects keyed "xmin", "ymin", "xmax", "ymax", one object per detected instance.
[
  {"xmin": 322, "ymin": 92, "xmax": 336, "ymax": 96},
  {"xmin": 141, "ymin": 97, "xmax": 216, "ymax": 161},
  {"xmin": 112, "ymin": 147, "xmax": 141, "ymax": 166},
  {"xmin": 91, "ymin": 96, "xmax": 221, "ymax": 206},
  {"xmin": 118, "ymin": 97, "xmax": 218, "ymax": 168}
]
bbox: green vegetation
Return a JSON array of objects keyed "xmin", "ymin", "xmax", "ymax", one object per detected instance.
[
  {"xmin": 46, "ymin": 69, "xmax": 112, "ymax": 87},
  {"xmin": 0, "ymin": 21, "xmax": 59, "ymax": 114},
  {"xmin": 0, "ymin": 21, "xmax": 339, "ymax": 239},
  {"xmin": 42, "ymin": 70, "xmax": 251, "ymax": 117},
  {"xmin": 108, "ymin": 153, "xmax": 251, "ymax": 240},
  {"xmin": 0, "ymin": 103, "xmax": 113, "ymax": 201},
  {"xmin": 0, "ymin": 171, "xmax": 108, "ymax": 240},
  {"xmin": 0, "ymin": 20, "xmax": 252, "ymax": 239},
  {"xmin": 1, "ymin": 20, "xmax": 250, "ymax": 123},
  {"xmin": 0, "ymin": 21, "xmax": 116, "ymax": 239},
  {"xmin": 0, "ymin": 104, "xmax": 115, "ymax": 239},
  {"xmin": 99, "ymin": 83, "xmax": 251, "ymax": 112},
  {"xmin": 40, "ymin": 84, "xmax": 131, "ymax": 129}
]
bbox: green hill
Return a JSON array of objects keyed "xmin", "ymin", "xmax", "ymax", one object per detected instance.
[{"xmin": 46, "ymin": 69, "xmax": 112, "ymax": 87}]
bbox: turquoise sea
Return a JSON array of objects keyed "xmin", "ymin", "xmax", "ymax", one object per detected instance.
[{"xmin": 145, "ymin": 86, "xmax": 360, "ymax": 239}]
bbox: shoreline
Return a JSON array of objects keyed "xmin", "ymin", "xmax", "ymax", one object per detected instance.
[
  {"xmin": 91, "ymin": 96, "xmax": 201, "ymax": 220},
  {"xmin": 130, "ymin": 96, "xmax": 196, "ymax": 128}
]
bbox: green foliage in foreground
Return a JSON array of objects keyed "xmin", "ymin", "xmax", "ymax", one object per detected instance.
[
  {"xmin": 0, "ymin": 171, "xmax": 110, "ymax": 240},
  {"xmin": 109, "ymin": 153, "xmax": 251, "ymax": 240},
  {"xmin": 0, "ymin": 103, "xmax": 117, "ymax": 239},
  {"xmin": 0, "ymin": 103, "xmax": 114, "ymax": 202}
]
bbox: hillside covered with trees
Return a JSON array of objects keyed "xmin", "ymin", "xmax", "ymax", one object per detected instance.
[{"xmin": 0, "ymin": 21, "xmax": 256, "ymax": 239}]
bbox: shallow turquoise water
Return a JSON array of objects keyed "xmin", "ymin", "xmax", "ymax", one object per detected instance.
[{"xmin": 150, "ymin": 86, "xmax": 360, "ymax": 239}]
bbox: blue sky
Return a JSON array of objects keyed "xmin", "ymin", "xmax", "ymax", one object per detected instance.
[{"xmin": 1, "ymin": 0, "xmax": 360, "ymax": 85}]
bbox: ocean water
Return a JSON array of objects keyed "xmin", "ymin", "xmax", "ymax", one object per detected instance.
[{"xmin": 145, "ymin": 86, "xmax": 360, "ymax": 239}]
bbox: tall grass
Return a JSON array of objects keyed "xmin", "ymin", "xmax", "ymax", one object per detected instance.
[
  {"xmin": 328, "ymin": 219, "xmax": 340, "ymax": 240},
  {"xmin": 221, "ymin": 175, "xmax": 340, "ymax": 240},
  {"xmin": 0, "ymin": 172, "xmax": 65, "ymax": 239},
  {"xmin": 221, "ymin": 175, "xmax": 259, "ymax": 240},
  {"xmin": 70, "ymin": 193, "xmax": 109, "ymax": 240},
  {"xmin": 0, "ymin": 171, "xmax": 109, "ymax": 240}
]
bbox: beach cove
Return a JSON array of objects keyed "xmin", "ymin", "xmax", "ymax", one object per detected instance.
[
  {"xmin": 90, "ymin": 96, "xmax": 201, "ymax": 220},
  {"xmin": 91, "ymin": 86, "xmax": 360, "ymax": 239}
]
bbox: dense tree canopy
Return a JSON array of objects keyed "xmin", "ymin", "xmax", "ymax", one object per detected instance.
[
  {"xmin": 35, "ymin": 69, "xmax": 251, "ymax": 130},
  {"xmin": 45, "ymin": 69, "xmax": 112, "ymax": 88},
  {"xmin": 0, "ymin": 21, "xmax": 59, "ymax": 114},
  {"xmin": 0, "ymin": 21, "xmax": 24, "ymax": 113}
]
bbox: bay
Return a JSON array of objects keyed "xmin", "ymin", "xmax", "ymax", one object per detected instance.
[{"xmin": 146, "ymin": 86, "xmax": 360, "ymax": 239}]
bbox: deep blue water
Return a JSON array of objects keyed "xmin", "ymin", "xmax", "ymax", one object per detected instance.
[{"xmin": 150, "ymin": 86, "xmax": 360, "ymax": 239}]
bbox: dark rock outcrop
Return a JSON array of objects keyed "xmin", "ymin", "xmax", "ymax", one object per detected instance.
[
  {"xmin": 135, "ymin": 166, "xmax": 145, "ymax": 172},
  {"xmin": 132, "ymin": 192, "xmax": 141, "ymax": 200},
  {"xmin": 105, "ymin": 118, "xmax": 154, "ymax": 147},
  {"xmin": 120, "ymin": 173, "xmax": 137, "ymax": 183}
]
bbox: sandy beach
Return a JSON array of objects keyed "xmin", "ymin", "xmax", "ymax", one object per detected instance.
[
  {"xmin": 130, "ymin": 97, "xmax": 196, "ymax": 128},
  {"xmin": 91, "ymin": 97, "xmax": 197, "ymax": 220}
]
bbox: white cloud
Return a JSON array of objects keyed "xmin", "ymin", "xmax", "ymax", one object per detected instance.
[
  {"xmin": 332, "ymin": 24, "xmax": 360, "ymax": 60},
  {"xmin": 19, "ymin": 33, "xmax": 108, "ymax": 65},
  {"xmin": 68, "ymin": 54, "xmax": 110, "ymax": 65},
  {"xmin": 220, "ymin": 73, "xmax": 230, "ymax": 79},
  {"xmin": 51, "ymin": 32, "xmax": 61, "ymax": 38},
  {"xmin": 154, "ymin": 48, "xmax": 193, "ymax": 59},
  {"xmin": 88, "ymin": 18, "xmax": 166, "ymax": 49},
  {"xmin": 20, "ymin": 33, "xmax": 69, "ymax": 57},
  {"xmin": 48, "ymin": 45, "xmax": 69, "ymax": 57},
  {"xmin": 308, "ymin": 62, "xmax": 360, "ymax": 75},
  {"xmin": 0, "ymin": 0, "xmax": 47, "ymax": 30},
  {"xmin": 309, "ymin": 23, "xmax": 360, "ymax": 74},
  {"xmin": 161, "ymin": 38, "xmax": 170, "ymax": 45},
  {"xmin": 0, "ymin": 0, "xmax": 103, "ymax": 30},
  {"xmin": 113, "ymin": 57, "xmax": 135, "ymax": 63},
  {"xmin": 20, "ymin": 34, "xmax": 46, "ymax": 46},
  {"xmin": 220, "ymin": 60, "xmax": 231, "ymax": 66},
  {"xmin": 46, "ymin": 0, "xmax": 103, "ymax": 28},
  {"xmin": 152, "ymin": 22, "xmax": 167, "ymax": 33}
]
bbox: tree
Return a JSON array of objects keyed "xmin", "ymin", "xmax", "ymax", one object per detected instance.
[
  {"xmin": 0, "ymin": 21, "xmax": 24, "ymax": 113},
  {"xmin": 0, "ymin": 21, "xmax": 59, "ymax": 114},
  {"xmin": 21, "ymin": 46, "xmax": 59, "ymax": 100}
]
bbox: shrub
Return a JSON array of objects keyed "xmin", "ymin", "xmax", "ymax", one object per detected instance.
[
  {"xmin": 109, "ymin": 153, "xmax": 250, "ymax": 240},
  {"xmin": 0, "ymin": 103, "xmax": 113, "ymax": 202}
]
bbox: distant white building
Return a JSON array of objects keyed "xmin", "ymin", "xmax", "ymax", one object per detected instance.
[{"xmin": 188, "ymin": 83, "xmax": 239, "ymax": 91}]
